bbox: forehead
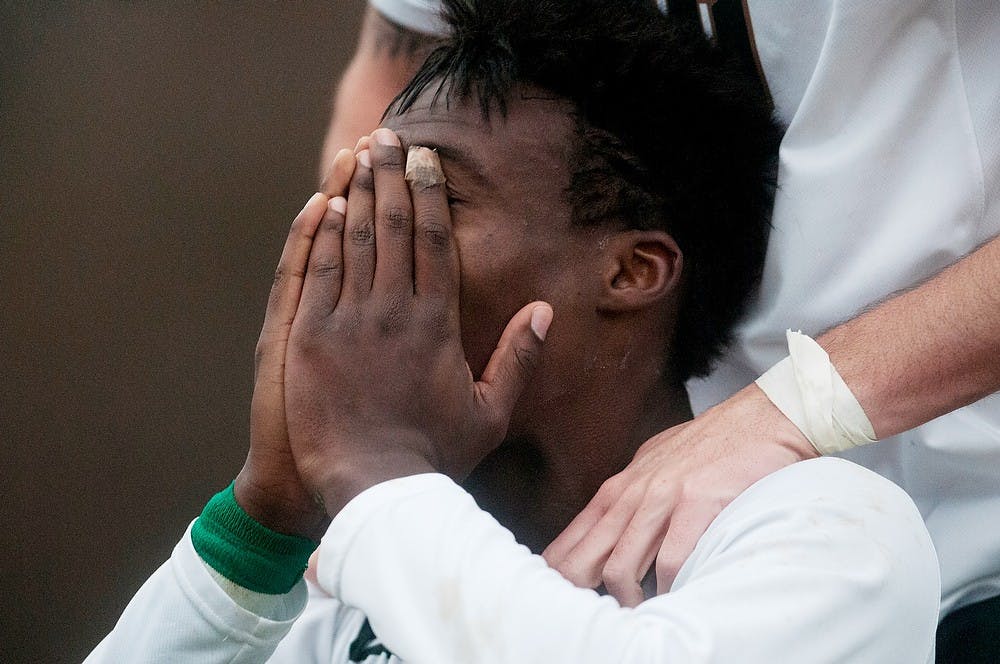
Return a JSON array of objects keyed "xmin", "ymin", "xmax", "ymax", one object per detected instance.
[{"xmin": 381, "ymin": 85, "xmax": 575, "ymax": 189}]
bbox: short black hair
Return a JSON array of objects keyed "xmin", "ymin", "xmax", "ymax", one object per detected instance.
[{"xmin": 389, "ymin": 0, "xmax": 783, "ymax": 380}]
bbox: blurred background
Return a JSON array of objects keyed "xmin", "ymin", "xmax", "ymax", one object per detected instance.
[{"xmin": 1, "ymin": 2, "xmax": 366, "ymax": 661}]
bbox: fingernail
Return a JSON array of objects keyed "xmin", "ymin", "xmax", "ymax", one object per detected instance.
[
  {"xmin": 354, "ymin": 136, "xmax": 370, "ymax": 153},
  {"xmin": 357, "ymin": 149, "xmax": 371, "ymax": 168},
  {"xmin": 404, "ymin": 146, "xmax": 446, "ymax": 189},
  {"xmin": 372, "ymin": 128, "xmax": 401, "ymax": 147},
  {"xmin": 302, "ymin": 192, "xmax": 325, "ymax": 212},
  {"xmin": 329, "ymin": 196, "xmax": 347, "ymax": 215},
  {"xmin": 530, "ymin": 304, "xmax": 553, "ymax": 341}
]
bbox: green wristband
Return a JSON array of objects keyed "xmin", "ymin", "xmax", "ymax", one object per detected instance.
[{"xmin": 191, "ymin": 482, "xmax": 318, "ymax": 595}]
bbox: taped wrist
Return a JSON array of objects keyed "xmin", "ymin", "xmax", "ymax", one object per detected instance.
[
  {"xmin": 190, "ymin": 482, "xmax": 318, "ymax": 595},
  {"xmin": 755, "ymin": 330, "xmax": 877, "ymax": 456}
]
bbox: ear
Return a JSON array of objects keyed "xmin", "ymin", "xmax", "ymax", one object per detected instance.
[{"xmin": 597, "ymin": 230, "xmax": 683, "ymax": 313}]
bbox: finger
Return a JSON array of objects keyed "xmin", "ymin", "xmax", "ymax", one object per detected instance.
[
  {"xmin": 341, "ymin": 150, "xmax": 376, "ymax": 300},
  {"xmin": 543, "ymin": 474, "xmax": 626, "ymax": 567},
  {"xmin": 478, "ymin": 302, "xmax": 553, "ymax": 419},
  {"xmin": 354, "ymin": 135, "xmax": 371, "ymax": 154},
  {"xmin": 554, "ymin": 492, "xmax": 642, "ymax": 589},
  {"xmin": 319, "ymin": 148, "xmax": 356, "ymax": 198},
  {"xmin": 406, "ymin": 147, "xmax": 456, "ymax": 300},
  {"xmin": 370, "ymin": 128, "xmax": 414, "ymax": 294},
  {"xmin": 601, "ymin": 498, "xmax": 674, "ymax": 607},
  {"xmin": 300, "ymin": 196, "xmax": 347, "ymax": 318},
  {"xmin": 655, "ymin": 501, "xmax": 720, "ymax": 594},
  {"xmin": 255, "ymin": 192, "xmax": 329, "ymax": 380},
  {"xmin": 543, "ymin": 503, "xmax": 607, "ymax": 568}
]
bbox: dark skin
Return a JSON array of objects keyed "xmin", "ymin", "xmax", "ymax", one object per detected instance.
[{"xmin": 239, "ymin": 86, "xmax": 691, "ymax": 604}]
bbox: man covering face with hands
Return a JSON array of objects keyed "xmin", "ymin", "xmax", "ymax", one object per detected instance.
[
  {"xmin": 88, "ymin": 1, "xmax": 940, "ymax": 662},
  {"xmin": 283, "ymin": 134, "xmax": 555, "ymax": 519}
]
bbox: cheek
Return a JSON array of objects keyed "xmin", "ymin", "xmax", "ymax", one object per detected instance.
[
  {"xmin": 455, "ymin": 231, "xmax": 541, "ymax": 378},
  {"xmin": 458, "ymin": 264, "xmax": 524, "ymax": 379},
  {"xmin": 454, "ymin": 230, "xmax": 592, "ymax": 380}
]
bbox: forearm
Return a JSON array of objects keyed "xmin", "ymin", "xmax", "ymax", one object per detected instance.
[
  {"xmin": 318, "ymin": 6, "xmax": 439, "ymax": 177},
  {"xmin": 85, "ymin": 523, "xmax": 308, "ymax": 664},
  {"xmin": 86, "ymin": 486, "xmax": 322, "ymax": 663},
  {"xmin": 819, "ymin": 233, "xmax": 1000, "ymax": 439},
  {"xmin": 320, "ymin": 475, "xmax": 685, "ymax": 662},
  {"xmin": 317, "ymin": 466, "xmax": 938, "ymax": 663}
]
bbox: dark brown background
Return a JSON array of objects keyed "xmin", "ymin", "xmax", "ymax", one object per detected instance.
[{"xmin": 1, "ymin": 2, "xmax": 366, "ymax": 661}]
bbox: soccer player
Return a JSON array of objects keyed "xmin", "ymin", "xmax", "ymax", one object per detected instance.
[
  {"xmin": 324, "ymin": 5, "xmax": 1000, "ymax": 659},
  {"xmin": 88, "ymin": 2, "xmax": 939, "ymax": 661}
]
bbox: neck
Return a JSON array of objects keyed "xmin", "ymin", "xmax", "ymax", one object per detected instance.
[{"xmin": 463, "ymin": 367, "xmax": 691, "ymax": 554}]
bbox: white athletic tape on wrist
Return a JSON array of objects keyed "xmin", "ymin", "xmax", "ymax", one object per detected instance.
[{"xmin": 755, "ymin": 330, "xmax": 877, "ymax": 456}]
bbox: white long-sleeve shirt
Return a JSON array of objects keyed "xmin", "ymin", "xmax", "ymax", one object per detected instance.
[{"xmin": 87, "ymin": 458, "xmax": 939, "ymax": 663}]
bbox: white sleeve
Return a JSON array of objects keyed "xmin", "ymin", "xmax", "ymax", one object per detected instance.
[
  {"xmin": 317, "ymin": 458, "xmax": 940, "ymax": 663},
  {"xmin": 369, "ymin": 0, "xmax": 447, "ymax": 35},
  {"xmin": 85, "ymin": 522, "xmax": 309, "ymax": 664}
]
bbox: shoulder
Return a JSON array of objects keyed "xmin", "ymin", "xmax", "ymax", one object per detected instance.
[
  {"xmin": 664, "ymin": 458, "xmax": 940, "ymax": 662},
  {"xmin": 690, "ymin": 457, "xmax": 937, "ymax": 565},
  {"xmin": 678, "ymin": 455, "xmax": 941, "ymax": 594},
  {"xmin": 676, "ymin": 457, "xmax": 940, "ymax": 612},
  {"xmin": 726, "ymin": 456, "xmax": 924, "ymax": 522}
]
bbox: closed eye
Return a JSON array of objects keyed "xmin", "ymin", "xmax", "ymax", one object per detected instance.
[{"xmin": 446, "ymin": 185, "xmax": 464, "ymax": 207}]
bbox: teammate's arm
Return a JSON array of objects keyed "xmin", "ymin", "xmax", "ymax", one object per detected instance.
[
  {"xmin": 823, "ymin": 234, "xmax": 1000, "ymax": 436},
  {"xmin": 543, "ymin": 232, "xmax": 1000, "ymax": 602},
  {"xmin": 318, "ymin": 6, "xmax": 440, "ymax": 179}
]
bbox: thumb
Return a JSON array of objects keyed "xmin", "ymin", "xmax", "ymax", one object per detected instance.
[{"xmin": 477, "ymin": 301, "xmax": 553, "ymax": 421}]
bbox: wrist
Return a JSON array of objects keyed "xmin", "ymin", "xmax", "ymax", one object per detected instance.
[
  {"xmin": 739, "ymin": 383, "xmax": 819, "ymax": 461},
  {"xmin": 191, "ymin": 482, "xmax": 319, "ymax": 594},
  {"xmin": 755, "ymin": 330, "xmax": 877, "ymax": 456},
  {"xmin": 234, "ymin": 469, "xmax": 330, "ymax": 542},
  {"xmin": 314, "ymin": 450, "xmax": 437, "ymax": 517}
]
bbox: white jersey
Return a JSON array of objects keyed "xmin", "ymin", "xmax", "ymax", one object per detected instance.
[
  {"xmin": 88, "ymin": 459, "xmax": 939, "ymax": 663},
  {"xmin": 369, "ymin": 0, "xmax": 1000, "ymax": 617},
  {"xmin": 688, "ymin": 0, "xmax": 1000, "ymax": 618}
]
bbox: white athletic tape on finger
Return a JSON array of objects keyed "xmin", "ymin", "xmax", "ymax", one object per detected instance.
[
  {"xmin": 405, "ymin": 146, "xmax": 446, "ymax": 189},
  {"xmin": 755, "ymin": 330, "xmax": 877, "ymax": 456}
]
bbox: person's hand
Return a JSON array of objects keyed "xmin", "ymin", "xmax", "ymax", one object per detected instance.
[
  {"xmin": 542, "ymin": 383, "xmax": 817, "ymax": 606},
  {"xmin": 284, "ymin": 128, "xmax": 553, "ymax": 517},
  {"xmin": 233, "ymin": 149, "xmax": 356, "ymax": 541}
]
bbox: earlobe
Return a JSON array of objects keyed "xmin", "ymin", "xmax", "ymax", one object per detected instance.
[{"xmin": 598, "ymin": 231, "xmax": 683, "ymax": 313}]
